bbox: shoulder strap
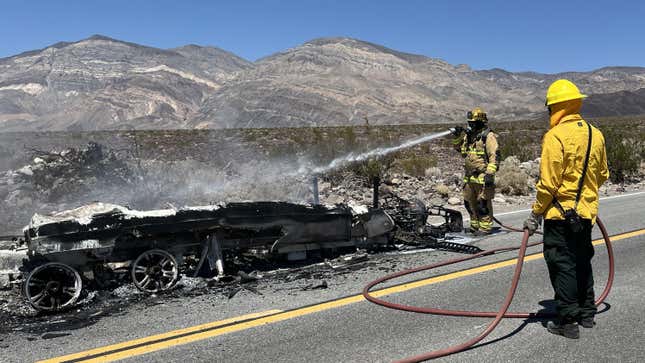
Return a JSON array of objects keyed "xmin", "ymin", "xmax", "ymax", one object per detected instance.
[
  {"xmin": 550, "ymin": 121, "xmax": 592, "ymax": 214},
  {"xmin": 574, "ymin": 122, "xmax": 593, "ymax": 210},
  {"xmin": 479, "ymin": 129, "xmax": 491, "ymax": 163},
  {"xmin": 480, "ymin": 129, "xmax": 490, "ymax": 142}
]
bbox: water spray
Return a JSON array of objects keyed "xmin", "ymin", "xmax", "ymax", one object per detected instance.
[
  {"xmin": 311, "ymin": 130, "xmax": 451, "ymax": 175},
  {"xmin": 296, "ymin": 130, "xmax": 452, "ymax": 178},
  {"xmin": 300, "ymin": 129, "xmax": 452, "ymax": 206}
]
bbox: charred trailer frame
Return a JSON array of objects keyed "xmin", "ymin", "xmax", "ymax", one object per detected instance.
[
  {"xmin": 20, "ymin": 177, "xmax": 467, "ymax": 313},
  {"xmin": 20, "ymin": 201, "xmax": 395, "ymax": 311}
]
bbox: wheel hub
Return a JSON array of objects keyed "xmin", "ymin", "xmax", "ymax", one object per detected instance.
[
  {"xmin": 149, "ymin": 265, "xmax": 162, "ymax": 277},
  {"xmin": 132, "ymin": 249, "xmax": 179, "ymax": 293},
  {"xmin": 46, "ymin": 281, "xmax": 61, "ymax": 294}
]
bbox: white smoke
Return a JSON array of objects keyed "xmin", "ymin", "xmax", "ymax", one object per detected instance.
[{"xmin": 138, "ymin": 130, "xmax": 453, "ymax": 207}]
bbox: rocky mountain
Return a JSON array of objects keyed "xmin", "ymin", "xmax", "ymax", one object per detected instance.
[
  {"xmin": 0, "ymin": 35, "xmax": 252, "ymax": 131},
  {"xmin": 583, "ymin": 88, "xmax": 645, "ymax": 117},
  {"xmin": 1, "ymin": 36, "xmax": 644, "ymax": 131},
  {"xmin": 195, "ymin": 39, "xmax": 645, "ymax": 128}
]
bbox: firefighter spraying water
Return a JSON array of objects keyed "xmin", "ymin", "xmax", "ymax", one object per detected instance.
[{"xmin": 449, "ymin": 107, "xmax": 500, "ymax": 236}]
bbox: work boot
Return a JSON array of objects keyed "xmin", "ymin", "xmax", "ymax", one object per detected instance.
[
  {"xmin": 473, "ymin": 229, "xmax": 492, "ymax": 237},
  {"xmin": 547, "ymin": 321, "xmax": 579, "ymax": 339},
  {"xmin": 579, "ymin": 317, "xmax": 595, "ymax": 328}
]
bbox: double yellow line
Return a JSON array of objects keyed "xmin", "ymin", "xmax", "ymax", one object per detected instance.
[{"xmin": 40, "ymin": 228, "xmax": 645, "ymax": 363}]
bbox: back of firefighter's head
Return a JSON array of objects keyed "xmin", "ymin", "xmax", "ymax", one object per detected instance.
[
  {"xmin": 545, "ymin": 79, "xmax": 586, "ymax": 128},
  {"xmin": 467, "ymin": 107, "xmax": 487, "ymax": 130}
]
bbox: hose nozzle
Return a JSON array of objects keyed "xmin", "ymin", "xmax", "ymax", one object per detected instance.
[{"xmin": 449, "ymin": 125, "xmax": 467, "ymax": 136}]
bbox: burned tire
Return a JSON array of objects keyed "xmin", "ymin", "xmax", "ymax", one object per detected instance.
[
  {"xmin": 131, "ymin": 249, "xmax": 179, "ymax": 293},
  {"xmin": 23, "ymin": 262, "xmax": 82, "ymax": 312}
]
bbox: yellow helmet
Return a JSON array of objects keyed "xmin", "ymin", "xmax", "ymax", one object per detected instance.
[
  {"xmin": 545, "ymin": 79, "xmax": 587, "ymax": 106},
  {"xmin": 467, "ymin": 107, "xmax": 487, "ymax": 122}
]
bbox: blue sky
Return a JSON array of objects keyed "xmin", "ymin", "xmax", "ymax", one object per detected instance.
[{"xmin": 1, "ymin": 0, "xmax": 643, "ymax": 73}]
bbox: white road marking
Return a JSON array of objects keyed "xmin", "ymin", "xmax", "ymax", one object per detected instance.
[
  {"xmin": 465, "ymin": 191, "xmax": 645, "ymax": 222},
  {"xmin": 597, "ymin": 190, "xmax": 645, "ymax": 201}
]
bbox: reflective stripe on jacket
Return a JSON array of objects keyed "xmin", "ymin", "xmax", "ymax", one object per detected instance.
[{"xmin": 531, "ymin": 114, "xmax": 609, "ymax": 223}]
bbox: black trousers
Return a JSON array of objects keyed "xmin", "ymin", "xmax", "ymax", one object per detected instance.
[{"xmin": 543, "ymin": 219, "xmax": 596, "ymax": 322}]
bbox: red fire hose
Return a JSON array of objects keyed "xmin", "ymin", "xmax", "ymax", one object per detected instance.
[{"xmin": 362, "ymin": 217, "xmax": 614, "ymax": 362}]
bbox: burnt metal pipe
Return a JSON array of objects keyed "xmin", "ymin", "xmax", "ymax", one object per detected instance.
[
  {"xmin": 372, "ymin": 176, "xmax": 380, "ymax": 209},
  {"xmin": 312, "ymin": 176, "xmax": 320, "ymax": 205}
]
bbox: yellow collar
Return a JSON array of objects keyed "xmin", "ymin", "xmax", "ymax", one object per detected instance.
[{"xmin": 558, "ymin": 114, "xmax": 583, "ymax": 124}]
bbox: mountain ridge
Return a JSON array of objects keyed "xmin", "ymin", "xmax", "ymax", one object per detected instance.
[{"xmin": 1, "ymin": 35, "xmax": 644, "ymax": 131}]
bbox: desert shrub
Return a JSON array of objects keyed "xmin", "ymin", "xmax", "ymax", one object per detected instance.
[
  {"xmin": 325, "ymin": 156, "xmax": 394, "ymax": 186},
  {"xmin": 339, "ymin": 126, "xmax": 358, "ymax": 152},
  {"xmin": 434, "ymin": 183, "xmax": 450, "ymax": 197},
  {"xmin": 311, "ymin": 127, "xmax": 325, "ymax": 144},
  {"xmin": 356, "ymin": 157, "xmax": 394, "ymax": 183},
  {"xmin": 424, "ymin": 166, "xmax": 442, "ymax": 179},
  {"xmin": 301, "ymin": 128, "xmax": 337, "ymax": 164},
  {"xmin": 358, "ymin": 158, "xmax": 385, "ymax": 181},
  {"xmin": 495, "ymin": 156, "xmax": 530, "ymax": 195},
  {"xmin": 497, "ymin": 133, "xmax": 539, "ymax": 162},
  {"xmin": 601, "ymin": 127, "xmax": 644, "ymax": 183},
  {"xmin": 394, "ymin": 153, "xmax": 437, "ymax": 178}
]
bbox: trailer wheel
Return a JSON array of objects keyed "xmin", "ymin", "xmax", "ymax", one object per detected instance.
[
  {"xmin": 23, "ymin": 262, "xmax": 82, "ymax": 312},
  {"xmin": 131, "ymin": 249, "xmax": 179, "ymax": 293}
]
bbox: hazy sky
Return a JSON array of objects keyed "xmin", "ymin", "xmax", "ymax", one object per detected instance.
[{"xmin": 1, "ymin": 0, "xmax": 643, "ymax": 73}]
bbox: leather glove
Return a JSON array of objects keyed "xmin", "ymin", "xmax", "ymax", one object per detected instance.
[
  {"xmin": 523, "ymin": 212, "xmax": 542, "ymax": 236},
  {"xmin": 449, "ymin": 125, "xmax": 465, "ymax": 136},
  {"xmin": 484, "ymin": 173, "xmax": 495, "ymax": 187}
]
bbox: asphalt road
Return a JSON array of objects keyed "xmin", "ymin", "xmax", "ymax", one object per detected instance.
[{"xmin": 3, "ymin": 192, "xmax": 645, "ymax": 363}]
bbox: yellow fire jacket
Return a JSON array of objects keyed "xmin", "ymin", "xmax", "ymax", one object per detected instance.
[
  {"xmin": 532, "ymin": 114, "xmax": 609, "ymax": 223},
  {"xmin": 453, "ymin": 128, "xmax": 499, "ymax": 184}
]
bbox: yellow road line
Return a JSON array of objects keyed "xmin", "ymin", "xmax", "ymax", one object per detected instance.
[
  {"xmin": 373, "ymin": 228, "xmax": 644, "ymax": 297},
  {"xmin": 40, "ymin": 228, "xmax": 645, "ymax": 363},
  {"xmin": 37, "ymin": 310, "xmax": 283, "ymax": 363},
  {"xmin": 77, "ymin": 300, "xmax": 368, "ymax": 363}
]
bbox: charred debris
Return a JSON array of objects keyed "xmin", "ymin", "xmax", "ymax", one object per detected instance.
[{"xmin": 4, "ymin": 172, "xmax": 475, "ymax": 313}]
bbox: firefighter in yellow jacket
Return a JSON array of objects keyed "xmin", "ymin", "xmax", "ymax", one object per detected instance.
[
  {"xmin": 451, "ymin": 107, "xmax": 500, "ymax": 235},
  {"xmin": 524, "ymin": 79, "xmax": 609, "ymax": 339}
]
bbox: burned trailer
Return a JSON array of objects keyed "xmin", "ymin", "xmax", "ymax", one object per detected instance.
[
  {"xmin": 379, "ymin": 194, "xmax": 480, "ymax": 254},
  {"xmin": 21, "ymin": 201, "xmax": 395, "ymax": 311}
]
